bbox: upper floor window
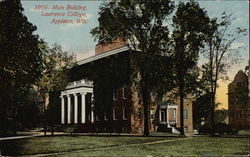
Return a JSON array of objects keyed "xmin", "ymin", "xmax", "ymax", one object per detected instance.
[
  {"xmin": 113, "ymin": 108, "xmax": 118, "ymax": 120},
  {"xmin": 113, "ymin": 90, "xmax": 118, "ymax": 100},
  {"xmin": 104, "ymin": 113, "xmax": 108, "ymax": 121},
  {"xmin": 122, "ymin": 87, "xmax": 128, "ymax": 99}
]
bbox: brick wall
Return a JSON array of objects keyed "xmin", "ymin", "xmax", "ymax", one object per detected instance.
[
  {"xmin": 228, "ymin": 70, "xmax": 249, "ymax": 130},
  {"xmin": 95, "ymin": 38, "xmax": 128, "ymax": 55}
]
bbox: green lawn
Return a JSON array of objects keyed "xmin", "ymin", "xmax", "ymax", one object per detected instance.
[{"xmin": 0, "ymin": 135, "xmax": 249, "ymax": 156}]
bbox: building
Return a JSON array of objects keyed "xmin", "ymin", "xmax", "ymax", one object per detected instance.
[
  {"xmin": 228, "ymin": 70, "xmax": 249, "ymax": 130},
  {"xmin": 60, "ymin": 40, "xmax": 193, "ymax": 133}
]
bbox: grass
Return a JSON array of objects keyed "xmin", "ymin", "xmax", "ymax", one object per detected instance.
[{"xmin": 0, "ymin": 134, "xmax": 249, "ymax": 156}]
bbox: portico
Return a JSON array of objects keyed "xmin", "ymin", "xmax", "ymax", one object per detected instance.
[
  {"xmin": 158, "ymin": 102, "xmax": 178, "ymax": 127},
  {"xmin": 60, "ymin": 79, "xmax": 94, "ymax": 124}
]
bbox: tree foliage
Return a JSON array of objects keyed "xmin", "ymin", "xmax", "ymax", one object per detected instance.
[
  {"xmin": 37, "ymin": 44, "xmax": 75, "ymax": 97},
  {"xmin": 91, "ymin": 0, "xmax": 175, "ymax": 136},
  {"xmin": 36, "ymin": 43, "xmax": 75, "ymax": 135},
  {"xmin": 171, "ymin": 1, "xmax": 211, "ymax": 135},
  {"xmin": 0, "ymin": 0, "xmax": 44, "ymax": 133},
  {"xmin": 200, "ymin": 12, "xmax": 247, "ymax": 135}
]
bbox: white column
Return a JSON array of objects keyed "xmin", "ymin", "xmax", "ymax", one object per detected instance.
[
  {"xmin": 167, "ymin": 107, "xmax": 170, "ymax": 127},
  {"xmin": 74, "ymin": 94, "xmax": 78, "ymax": 124},
  {"xmin": 80, "ymin": 92, "xmax": 86, "ymax": 123},
  {"xmin": 67, "ymin": 95, "xmax": 71, "ymax": 124},
  {"xmin": 91, "ymin": 93, "xmax": 94, "ymax": 123},
  {"xmin": 60, "ymin": 96, "xmax": 65, "ymax": 124}
]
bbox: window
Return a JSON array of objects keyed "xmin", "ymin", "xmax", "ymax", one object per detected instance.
[
  {"xmin": 122, "ymin": 87, "xmax": 128, "ymax": 99},
  {"xmin": 184, "ymin": 126, "xmax": 188, "ymax": 132},
  {"xmin": 184, "ymin": 109, "xmax": 188, "ymax": 120},
  {"xmin": 96, "ymin": 115, "xmax": 99, "ymax": 121},
  {"xmin": 113, "ymin": 108, "xmax": 118, "ymax": 120},
  {"xmin": 123, "ymin": 108, "xmax": 127, "ymax": 120},
  {"xmin": 104, "ymin": 113, "xmax": 108, "ymax": 121},
  {"xmin": 150, "ymin": 108, "xmax": 154, "ymax": 120},
  {"xmin": 173, "ymin": 109, "xmax": 176, "ymax": 120},
  {"xmin": 113, "ymin": 90, "xmax": 118, "ymax": 100}
]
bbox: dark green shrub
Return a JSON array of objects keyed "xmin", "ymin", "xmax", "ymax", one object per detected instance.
[
  {"xmin": 214, "ymin": 123, "xmax": 239, "ymax": 135},
  {"xmin": 198, "ymin": 123, "xmax": 238, "ymax": 135},
  {"xmin": 214, "ymin": 123, "xmax": 232, "ymax": 135},
  {"xmin": 64, "ymin": 127, "xmax": 75, "ymax": 136},
  {"xmin": 198, "ymin": 124, "xmax": 211, "ymax": 134}
]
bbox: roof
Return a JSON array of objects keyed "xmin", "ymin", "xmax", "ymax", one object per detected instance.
[
  {"xmin": 158, "ymin": 101, "xmax": 177, "ymax": 106},
  {"xmin": 77, "ymin": 46, "xmax": 130, "ymax": 66}
]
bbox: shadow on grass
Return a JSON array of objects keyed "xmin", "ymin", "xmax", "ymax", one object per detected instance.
[{"xmin": 0, "ymin": 134, "xmax": 179, "ymax": 156}]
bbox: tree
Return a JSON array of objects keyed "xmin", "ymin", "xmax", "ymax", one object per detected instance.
[
  {"xmin": 171, "ymin": 1, "xmax": 211, "ymax": 136},
  {"xmin": 0, "ymin": 0, "xmax": 44, "ymax": 133},
  {"xmin": 15, "ymin": 88, "xmax": 42, "ymax": 130},
  {"xmin": 91, "ymin": 0, "xmax": 175, "ymax": 136},
  {"xmin": 200, "ymin": 12, "xmax": 246, "ymax": 135},
  {"xmin": 37, "ymin": 44, "xmax": 75, "ymax": 135}
]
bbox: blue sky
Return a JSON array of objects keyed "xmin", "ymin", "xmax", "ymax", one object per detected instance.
[{"xmin": 21, "ymin": 0, "xmax": 249, "ymax": 79}]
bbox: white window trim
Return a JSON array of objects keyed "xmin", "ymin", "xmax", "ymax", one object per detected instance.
[
  {"xmin": 123, "ymin": 108, "xmax": 127, "ymax": 120},
  {"xmin": 113, "ymin": 108, "xmax": 117, "ymax": 120},
  {"xmin": 122, "ymin": 87, "xmax": 127, "ymax": 99}
]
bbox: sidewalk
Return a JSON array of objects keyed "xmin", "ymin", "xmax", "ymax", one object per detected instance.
[
  {"xmin": 0, "ymin": 131, "xmax": 65, "ymax": 141},
  {"xmin": 0, "ymin": 132, "xmax": 45, "ymax": 141}
]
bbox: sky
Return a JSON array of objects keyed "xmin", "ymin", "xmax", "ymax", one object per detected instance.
[{"xmin": 21, "ymin": 0, "xmax": 249, "ymax": 109}]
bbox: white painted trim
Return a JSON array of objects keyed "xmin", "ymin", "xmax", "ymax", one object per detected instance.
[{"xmin": 61, "ymin": 87, "xmax": 93, "ymax": 96}]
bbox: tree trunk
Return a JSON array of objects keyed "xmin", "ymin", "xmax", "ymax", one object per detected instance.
[
  {"xmin": 142, "ymin": 90, "xmax": 150, "ymax": 137},
  {"xmin": 12, "ymin": 101, "xmax": 17, "ymax": 135},
  {"xmin": 179, "ymin": 94, "xmax": 185, "ymax": 136},
  {"xmin": 51, "ymin": 124, "xmax": 54, "ymax": 136},
  {"xmin": 43, "ymin": 100, "xmax": 47, "ymax": 136},
  {"xmin": 209, "ymin": 90, "xmax": 216, "ymax": 136}
]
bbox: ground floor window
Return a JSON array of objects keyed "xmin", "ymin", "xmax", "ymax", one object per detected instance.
[
  {"xmin": 184, "ymin": 109, "xmax": 188, "ymax": 120},
  {"xmin": 113, "ymin": 108, "xmax": 118, "ymax": 120},
  {"xmin": 123, "ymin": 108, "xmax": 127, "ymax": 120}
]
